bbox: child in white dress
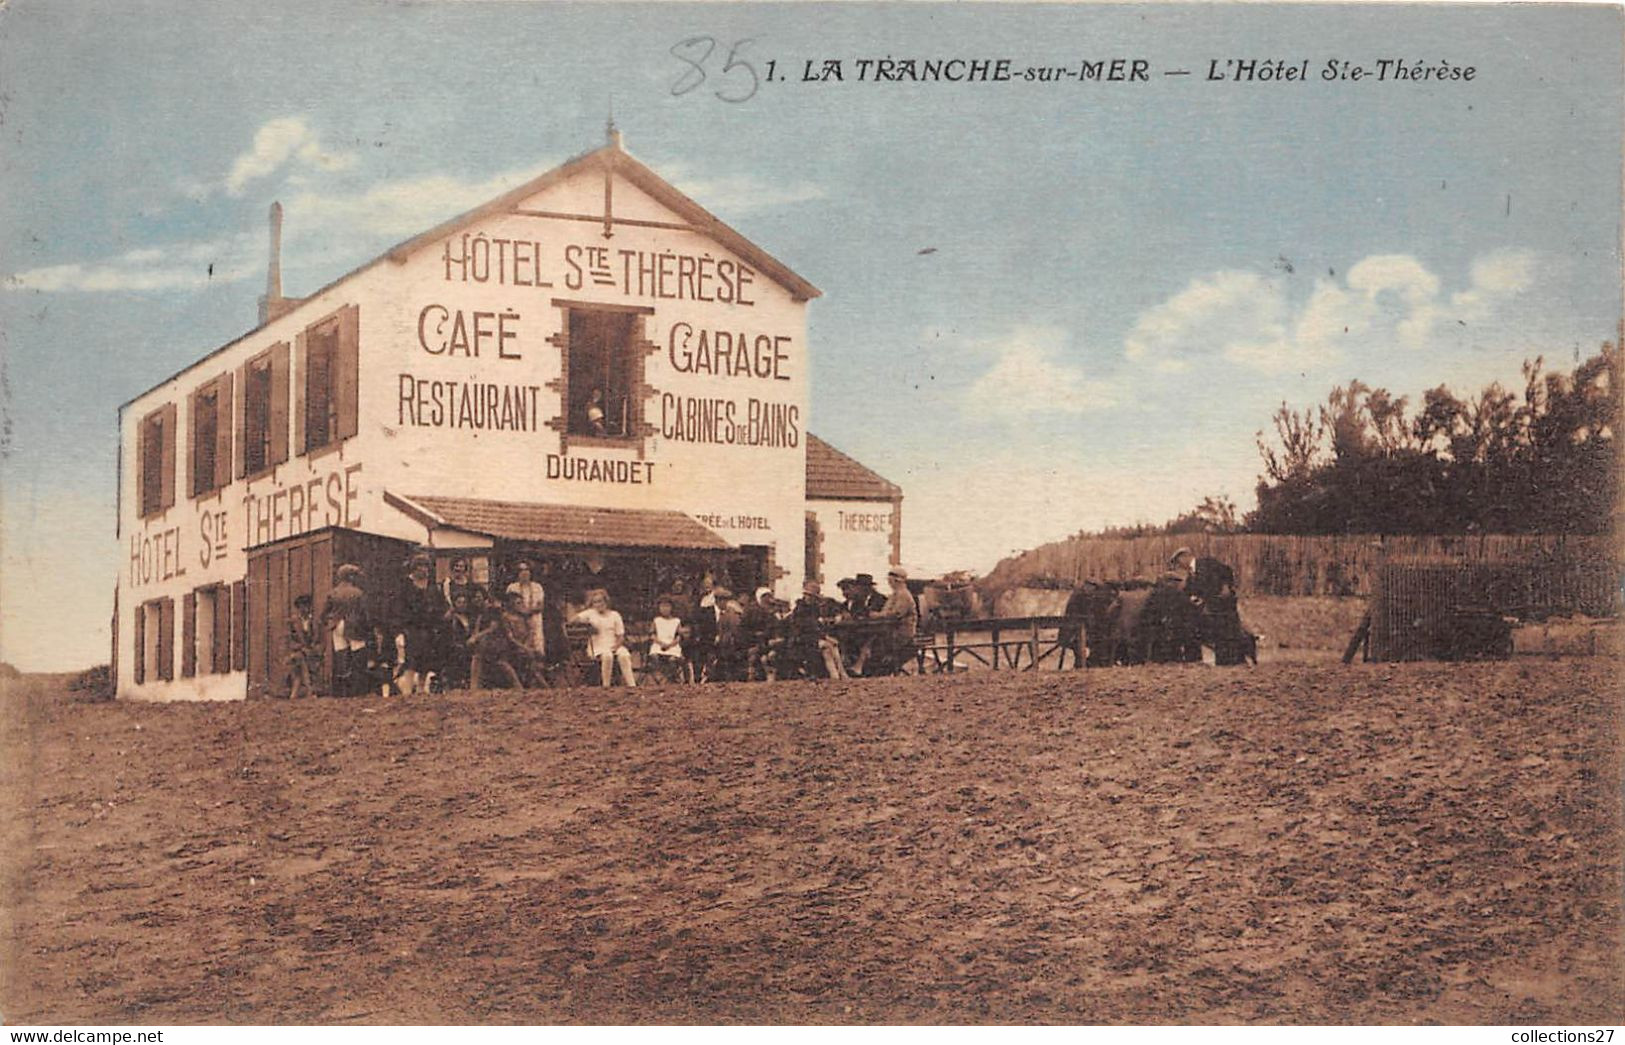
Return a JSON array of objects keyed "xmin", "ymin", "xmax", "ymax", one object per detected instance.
[{"xmin": 647, "ymin": 596, "xmax": 686, "ymax": 682}]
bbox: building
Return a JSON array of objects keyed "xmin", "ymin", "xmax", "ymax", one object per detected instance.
[{"xmin": 115, "ymin": 129, "xmax": 903, "ymax": 700}]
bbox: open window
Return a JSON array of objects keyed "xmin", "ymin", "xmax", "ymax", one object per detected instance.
[
  {"xmin": 296, "ymin": 305, "xmax": 359, "ymax": 456},
  {"xmin": 138, "ymin": 404, "xmax": 176, "ymax": 519},
  {"xmin": 562, "ymin": 304, "xmax": 648, "ymax": 441},
  {"xmin": 182, "ymin": 584, "xmax": 232, "ymax": 679},
  {"xmin": 134, "ymin": 597, "xmax": 174, "ymax": 684},
  {"xmin": 189, "ymin": 373, "xmax": 233, "ymax": 498},
  {"xmin": 237, "ymin": 342, "xmax": 290, "ymax": 477}
]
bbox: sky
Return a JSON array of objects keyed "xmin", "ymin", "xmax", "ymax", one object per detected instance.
[{"xmin": 1, "ymin": 1, "xmax": 1621, "ymax": 671}]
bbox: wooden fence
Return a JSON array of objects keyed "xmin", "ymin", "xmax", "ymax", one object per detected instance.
[{"xmin": 980, "ymin": 533, "xmax": 1622, "ymax": 602}]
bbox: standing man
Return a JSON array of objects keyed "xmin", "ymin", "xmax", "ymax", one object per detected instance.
[
  {"xmin": 1171, "ymin": 547, "xmax": 1246, "ymax": 665},
  {"xmin": 320, "ymin": 563, "xmax": 371, "ymax": 697}
]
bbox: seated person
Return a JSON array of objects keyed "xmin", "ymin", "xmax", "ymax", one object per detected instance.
[
  {"xmin": 857, "ymin": 568, "xmax": 919, "ymax": 676},
  {"xmin": 784, "ymin": 580, "xmax": 845, "ymax": 679},
  {"xmin": 469, "ymin": 589, "xmax": 527, "ymax": 689},
  {"xmin": 575, "ymin": 589, "xmax": 637, "ymax": 688},
  {"xmin": 443, "ymin": 592, "xmax": 475, "ymax": 689},
  {"xmin": 646, "ymin": 596, "xmax": 687, "ymax": 682},
  {"xmin": 287, "ymin": 594, "xmax": 323, "ymax": 699}
]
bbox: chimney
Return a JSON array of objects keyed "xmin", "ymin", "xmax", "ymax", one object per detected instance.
[{"xmin": 258, "ymin": 201, "xmax": 284, "ymax": 325}]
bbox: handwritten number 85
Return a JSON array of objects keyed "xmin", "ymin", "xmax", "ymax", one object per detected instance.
[{"xmin": 670, "ymin": 36, "xmax": 759, "ymax": 103}]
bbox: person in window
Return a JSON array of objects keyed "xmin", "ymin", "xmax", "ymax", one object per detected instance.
[
  {"xmin": 505, "ymin": 560, "xmax": 547, "ymax": 660},
  {"xmin": 575, "ymin": 589, "xmax": 636, "ymax": 687},
  {"xmin": 287, "ymin": 594, "xmax": 322, "ymax": 699},
  {"xmin": 584, "ymin": 387, "xmax": 609, "ymax": 437},
  {"xmin": 320, "ymin": 563, "xmax": 371, "ymax": 697}
]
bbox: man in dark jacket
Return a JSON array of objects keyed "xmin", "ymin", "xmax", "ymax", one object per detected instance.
[
  {"xmin": 1171, "ymin": 547, "xmax": 1249, "ymax": 665},
  {"xmin": 320, "ymin": 563, "xmax": 372, "ymax": 697}
]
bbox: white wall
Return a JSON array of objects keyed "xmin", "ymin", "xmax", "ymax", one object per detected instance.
[
  {"xmin": 114, "ymin": 156, "xmax": 814, "ymax": 699},
  {"xmin": 365, "ymin": 167, "xmax": 810, "ymax": 589},
  {"xmin": 808, "ymin": 497, "xmax": 900, "ymax": 588}
]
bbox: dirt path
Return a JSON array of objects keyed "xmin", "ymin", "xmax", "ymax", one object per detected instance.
[{"xmin": 3, "ymin": 660, "xmax": 1619, "ymax": 1024}]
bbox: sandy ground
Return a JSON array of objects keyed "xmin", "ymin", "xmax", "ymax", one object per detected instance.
[{"xmin": 2, "ymin": 658, "xmax": 1620, "ymax": 1025}]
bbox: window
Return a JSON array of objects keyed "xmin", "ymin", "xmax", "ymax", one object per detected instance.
[
  {"xmin": 138, "ymin": 404, "xmax": 176, "ymax": 519},
  {"xmin": 135, "ymin": 597, "xmax": 173, "ymax": 684},
  {"xmin": 183, "ymin": 585, "xmax": 232, "ymax": 679},
  {"xmin": 566, "ymin": 307, "xmax": 642, "ymax": 439},
  {"xmin": 189, "ymin": 373, "xmax": 233, "ymax": 498},
  {"xmin": 238, "ymin": 343, "xmax": 289, "ymax": 477},
  {"xmin": 297, "ymin": 306, "xmax": 359, "ymax": 455}
]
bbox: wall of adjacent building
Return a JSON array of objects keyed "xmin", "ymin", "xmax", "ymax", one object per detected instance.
[{"xmin": 807, "ymin": 497, "xmax": 901, "ymax": 589}]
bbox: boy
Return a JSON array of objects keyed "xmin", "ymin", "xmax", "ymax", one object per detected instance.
[{"xmin": 287, "ymin": 594, "xmax": 322, "ymax": 698}]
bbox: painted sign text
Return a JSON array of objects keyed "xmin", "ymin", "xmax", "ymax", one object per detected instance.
[
  {"xmin": 546, "ymin": 455, "xmax": 657, "ymax": 485},
  {"xmin": 242, "ymin": 464, "xmax": 363, "ymax": 547},
  {"xmin": 398, "ymin": 374, "xmax": 542, "ymax": 431},
  {"xmin": 667, "ymin": 322, "xmax": 791, "ymax": 380}
]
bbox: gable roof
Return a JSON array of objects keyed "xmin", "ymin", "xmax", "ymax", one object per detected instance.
[
  {"xmin": 384, "ymin": 139, "xmax": 822, "ymax": 302},
  {"xmin": 806, "ymin": 434, "xmax": 901, "ymax": 501},
  {"xmin": 122, "ymin": 135, "xmax": 819, "ymax": 410}
]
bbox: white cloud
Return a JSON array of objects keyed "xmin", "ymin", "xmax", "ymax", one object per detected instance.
[
  {"xmin": 282, "ymin": 165, "xmax": 548, "ymax": 244},
  {"xmin": 225, "ymin": 116, "xmax": 357, "ymax": 196},
  {"xmin": 1123, "ymin": 250, "xmax": 1543, "ymax": 377},
  {"xmin": 5, "ymin": 234, "xmax": 259, "ymax": 293},
  {"xmin": 1125, "ymin": 269, "xmax": 1304, "ymax": 374},
  {"xmin": 963, "ymin": 325, "xmax": 1119, "ymax": 417}
]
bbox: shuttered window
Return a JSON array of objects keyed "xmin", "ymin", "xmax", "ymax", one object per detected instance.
[
  {"xmin": 189, "ymin": 373, "xmax": 233, "ymax": 498},
  {"xmin": 296, "ymin": 306, "xmax": 359, "ymax": 456},
  {"xmin": 138, "ymin": 404, "xmax": 176, "ymax": 518},
  {"xmin": 238, "ymin": 343, "xmax": 290, "ymax": 477}
]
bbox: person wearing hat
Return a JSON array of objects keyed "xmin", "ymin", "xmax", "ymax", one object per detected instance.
[
  {"xmin": 1177, "ymin": 548, "xmax": 1248, "ymax": 665},
  {"xmin": 320, "ymin": 563, "xmax": 371, "ymax": 697},
  {"xmin": 786, "ymin": 579, "xmax": 845, "ymax": 680},
  {"xmin": 848, "ymin": 574, "xmax": 887, "ymax": 619},
  {"xmin": 855, "ymin": 568, "xmax": 919, "ymax": 676}
]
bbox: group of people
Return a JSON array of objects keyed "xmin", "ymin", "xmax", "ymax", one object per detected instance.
[{"xmin": 284, "ymin": 556, "xmax": 922, "ymax": 697}]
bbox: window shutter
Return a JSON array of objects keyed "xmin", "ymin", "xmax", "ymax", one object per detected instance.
[
  {"xmin": 214, "ymin": 372, "xmax": 234, "ymax": 491},
  {"xmin": 234, "ymin": 362, "xmax": 249, "ymax": 479},
  {"xmin": 133, "ymin": 602, "xmax": 146, "ymax": 684},
  {"xmin": 186, "ymin": 389, "xmax": 199, "ymax": 499},
  {"xmin": 136, "ymin": 424, "xmax": 148, "ymax": 518},
  {"xmin": 214, "ymin": 587, "xmax": 232, "ymax": 673},
  {"xmin": 269, "ymin": 342, "xmax": 291, "ymax": 466},
  {"xmin": 232, "ymin": 580, "xmax": 248, "ymax": 672},
  {"xmin": 335, "ymin": 305, "xmax": 360, "ymax": 441},
  {"xmin": 159, "ymin": 403, "xmax": 177, "ymax": 512},
  {"xmin": 181, "ymin": 592, "xmax": 197, "ymax": 678},
  {"xmin": 157, "ymin": 597, "xmax": 175, "ymax": 681},
  {"xmin": 293, "ymin": 332, "xmax": 307, "ymax": 455}
]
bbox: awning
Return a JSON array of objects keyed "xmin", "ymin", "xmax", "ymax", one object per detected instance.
[{"xmin": 387, "ymin": 492, "xmax": 733, "ymax": 551}]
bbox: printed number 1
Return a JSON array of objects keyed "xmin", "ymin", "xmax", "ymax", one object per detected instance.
[{"xmin": 669, "ymin": 36, "xmax": 759, "ymax": 103}]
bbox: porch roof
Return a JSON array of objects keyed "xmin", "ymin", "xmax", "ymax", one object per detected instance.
[{"xmin": 387, "ymin": 492, "xmax": 733, "ymax": 551}]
